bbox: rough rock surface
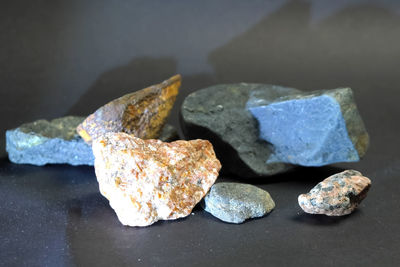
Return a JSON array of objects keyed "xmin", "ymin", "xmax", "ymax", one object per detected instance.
[
  {"xmin": 248, "ymin": 88, "xmax": 369, "ymax": 166},
  {"xmin": 203, "ymin": 182, "xmax": 275, "ymax": 224},
  {"xmin": 92, "ymin": 132, "xmax": 221, "ymax": 227},
  {"xmin": 6, "ymin": 116, "xmax": 94, "ymax": 166},
  {"xmin": 298, "ymin": 170, "xmax": 371, "ymax": 216},
  {"xmin": 6, "ymin": 114, "xmax": 179, "ymax": 166},
  {"xmin": 78, "ymin": 75, "xmax": 181, "ymax": 144},
  {"xmin": 180, "ymin": 83, "xmax": 300, "ymax": 178}
]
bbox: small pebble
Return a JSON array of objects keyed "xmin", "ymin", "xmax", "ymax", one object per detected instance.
[
  {"xmin": 203, "ymin": 182, "xmax": 275, "ymax": 224},
  {"xmin": 298, "ymin": 170, "xmax": 371, "ymax": 216}
]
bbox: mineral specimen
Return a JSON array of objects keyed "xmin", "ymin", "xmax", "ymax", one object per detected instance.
[
  {"xmin": 298, "ymin": 170, "xmax": 371, "ymax": 216},
  {"xmin": 180, "ymin": 83, "xmax": 300, "ymax": 178},
  {"xmin": 6, "ymin": 113, "xmax": 179, "ymax": 166},
  {"xmin": 203, "ymin": 182, "xmax": 275, "ymax": 224},
  {"xmin": 78, "ymin": 74, "xmax": 181, "ymax": 144},
  {"xmin": 247, "ymin": 88, "xmax": 369, "ymax": 166},
  {"xmin": 92, "ymin": 132, "xmax": 221, "ymax": 227},
  {"xmin": 6, "ymin": 116, "xmax": 94, "ymax": 166}
]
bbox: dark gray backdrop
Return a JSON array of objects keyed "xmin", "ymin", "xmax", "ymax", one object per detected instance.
[{"xmin": 1, "ymin": 1, "xmax": 399, "ymax": 266}]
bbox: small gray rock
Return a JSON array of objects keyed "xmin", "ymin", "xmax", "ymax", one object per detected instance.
[
  {"xmin": 203, "ymin": 182, "xmax": 275, "ymax": 224},
  {"xmin": 6, "ymin": 116, "xmax": 94, "ymax": 166},
  {"xmin": 6, "ymin": 115, "xmax": 180, "ymax": 166}
]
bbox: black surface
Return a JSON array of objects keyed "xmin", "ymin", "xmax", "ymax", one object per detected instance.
[{"xmin": 1, "ymin": 1, "xmax": 400, "ymax": 266}]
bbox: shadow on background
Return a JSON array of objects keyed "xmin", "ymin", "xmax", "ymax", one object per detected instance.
[{"xmin": 67, "ymin": 57, "xmax": 178, "ymax": 115}]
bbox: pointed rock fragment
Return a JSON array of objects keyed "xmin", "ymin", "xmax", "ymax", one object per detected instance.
[
  {"xmin": 78, "ymin": 75, "xmax": 181, "ymax": 144},
  {"xmin": 298, "ymin": 170, "xmax": 371, "ymax": 216},
  {"xmin": 92, "ymin": 132, "xmax": 221, "ymax": 227}
]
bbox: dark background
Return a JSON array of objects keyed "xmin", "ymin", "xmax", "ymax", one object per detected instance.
[{"xmin": 1, "ymin": 1, "xmax": 399, "ymax": 266}]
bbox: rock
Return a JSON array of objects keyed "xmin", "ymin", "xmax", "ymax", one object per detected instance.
[
  {"xmin": 203, "ymin": 182, "xmax": 275, "ymax": 224},
  {"xmin": 248, "ymin": 88, "xmax": 369, "ymax": 166},
  {"xmin": 158, "ymin": 123, "xmax": 179, "ymax": 142},
  {"xmin": 6, "ymin": 115, "xmax": 179, "ymax": 166},
  {"xmin": 298, "ymin": 170, "xmax": 371, "ymax": 216},
  {"xmin": 180, "ymin": 83, "xmax": 300, "ymax": 178},
  {"xmin": 6, "ymin": 116, "xmax": 94, "ymax": 166},
  {"xmin": 92, "ymin": 132, "xmax": 221, "ymax": 227},
  {"xmin": 78, "ymin": 74, "xmax": 181, "ymax": 144}
]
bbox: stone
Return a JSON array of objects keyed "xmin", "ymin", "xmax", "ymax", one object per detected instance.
[
  {"xmin": 77, "ymin": 74, "xmax": 181, "ymax": 144},
  {"xmin": 158, "ymin": 123, "xmax": 179, "ymax": 142},
  {"xmin": 248, "ymin": 88, "xmax": 369, "ymax": 166},
  {"xmin": 180, "ymin": 83, "xmax": 300, "ymax": 178},
  {"xmin": 92, "ymin": 132, "xmax": 221, "ymax": 227},
  {"xmin": 298, "ymin": 170, "xmax": 371, "ymax": 216},
  {"xmin": 203, "ymin": 182, "xmax": 275, "ymax": 224},
  {"xmin": 6, "ymin": 115, "xmax": 179, "ymax": 166},
  {"xmin": 6, "ymin": 116, "xmax": 94, "ymax": 166}
]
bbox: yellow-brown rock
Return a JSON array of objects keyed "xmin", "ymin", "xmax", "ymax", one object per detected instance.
[
  {"xmin": 77, "ymin": 75, "xmax": 181, "ymax": 144},
  {"xmin": 92, "ymin": 132, "xmax": 221, "ymax": 227}
]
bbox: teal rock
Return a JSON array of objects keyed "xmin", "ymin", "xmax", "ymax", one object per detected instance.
[
  {"xmin": 248, "ymin": 88, "xmax": 369, "ymax": 166},
  {"xmin": 6, "ymin": 116, "xmax": 179, "ymax": 166},
  {"xmin": 6, "ymin": 116, "xmax": 94, "ymax": 166},
  {"xmin": 180, "ymin": 83, "xmax": 300, "ymax": 177},
  {"xmin": 203, "ymin": 182, "xmax": 275, "ymax": 224}
]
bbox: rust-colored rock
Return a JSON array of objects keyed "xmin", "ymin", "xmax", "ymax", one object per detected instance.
[
  {"xmin": 77, "ymin": 75, "xmax": 181, "ymax": 144},
  {"xmin": 92, "ymin": 132, "xmax": 221, "ymax": 227},
  {"xmin": 298, "ymin": 170, "xmax": 371, "ymax": 216}
]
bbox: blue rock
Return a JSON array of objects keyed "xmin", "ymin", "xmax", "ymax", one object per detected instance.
[
  {"xmin": 6, "ymin": 115, "xmax": 179, "ymax": 166},
  {"xmin": 6, "ymin": 116, "xmax": 95, "ymax": 166},
  {"xmin": 247, "ymin": 88, "xmax": 369, "ymax": 166}
]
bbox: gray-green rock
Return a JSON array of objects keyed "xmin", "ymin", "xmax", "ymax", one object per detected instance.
[
  {"xmin": 6, "ymin": 116, "xmax": 179, "ymax": 166},
  {"xmin": 180, "ymin": 83, "xmax": 300, "ymax": 177},
  {"xmin": 6, "ymin": 116, "xmax": 94, "ymax": 166},
  {"xmin": 203, "ymin": 182, "xmax": 275, "ymax": 224}
]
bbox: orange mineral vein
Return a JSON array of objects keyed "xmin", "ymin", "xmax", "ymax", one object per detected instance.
[{"xmin": 77, "ymin": 74, "xmax": 181, "ymax": 144}]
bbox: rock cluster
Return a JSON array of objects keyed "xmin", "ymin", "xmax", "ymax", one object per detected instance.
[
  {"xmin": 298, "ymin": 170, "xmax": 371, "ymax": 216},
  {"xmin": 92, "ymin": 132, "xmax": 221, "ymax": 226},
  {"xmin": 203, "ymin": 182, "xmax": 275, "ymax": 223},
  {"xmin": 5, "ymin": 75, "xmax": 373, "ymax": 226}
]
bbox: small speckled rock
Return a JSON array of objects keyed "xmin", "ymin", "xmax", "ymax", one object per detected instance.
[
  {"xmin": 6, "ymin": 116, "xmax": 94, "ymax": 166},
  {"xmin": 248, "ymin": 88, "xmax": 369, "ymax": 166},
  {"xmin": 77, "ymin": 75, "xmax": 181, "ymax": 144},
  {"xmin": 92, "ymin": 132, "xmax": 221, "ymax": 227},
  {"xmin": 203, "ymin": 182, "xmax": 275, "ymax": 223},
  {"xmin": 298, "ymin": 170, "xmax": 371, "ymax": 216},
  {"xmin": 181, "ymin": 83, "xmax": 300, "ymax": 177}
]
